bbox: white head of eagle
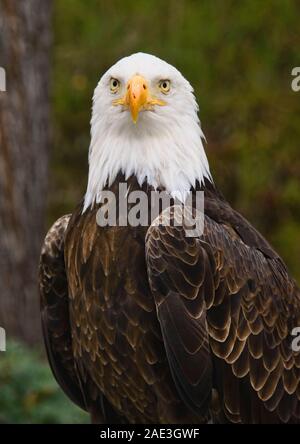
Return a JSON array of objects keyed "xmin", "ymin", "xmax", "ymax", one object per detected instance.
[{"xmin": 83, "ymin": 52, "xmax": 212, "ymax": 212}]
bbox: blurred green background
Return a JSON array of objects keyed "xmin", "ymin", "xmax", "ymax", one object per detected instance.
[
  {"xmin": 0, "ymin": 342, "xmax": 88, "ymax": 423},
  {"xmin": 2, "ymin": 0, "xmax": 300, "ymax": 423}
]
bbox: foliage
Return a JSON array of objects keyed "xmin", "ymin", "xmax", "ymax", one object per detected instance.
[
  {"xmin": 0, "ymin": 341, "xmax": 89, "ymax": 424},
  {"xmin": 51, "ymin": 0, "xmax": 300, "ymax": 281}
]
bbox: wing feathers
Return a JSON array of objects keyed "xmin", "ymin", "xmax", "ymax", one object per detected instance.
[
  {"xmin": 39, "ymin": 215, "xmax": 87, "ymax": 411},
  {"xmin": 146, "ymin": 205, "xmax": 300, "ymax": 423}
]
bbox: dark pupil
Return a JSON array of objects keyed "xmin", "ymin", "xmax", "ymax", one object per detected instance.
[
  {"xmin": 113, "ymin": 80, "xmax": 118, "ymax": 87},
  {"xmin": 163, "ymin": 82, "xmax": 167, "ymax": 89}
]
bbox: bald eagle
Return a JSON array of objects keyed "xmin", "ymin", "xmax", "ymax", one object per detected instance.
[{"xmin": 39, "ymin": 53, "xmax": 300, "ymax": 424}]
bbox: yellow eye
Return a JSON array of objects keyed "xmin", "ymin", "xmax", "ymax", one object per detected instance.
[
  {"xmin": 158, "ymin": 79, "xmax": 171, "ymax": 94},
  {"xmin": 110, "ymin": 78, "xmax": 120, "ymax": 93}
]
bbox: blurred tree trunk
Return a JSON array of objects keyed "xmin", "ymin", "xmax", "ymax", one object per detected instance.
[{"xmin": 0, "ymin": 0, "xmax": 52, "ymax": 344}]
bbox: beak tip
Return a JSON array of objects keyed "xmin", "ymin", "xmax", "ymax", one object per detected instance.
[{"xmin": 131, "ymin": 114, "xmax": 138, "ymax": 124}]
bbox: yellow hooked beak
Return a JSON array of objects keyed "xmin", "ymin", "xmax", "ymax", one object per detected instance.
[{"xmin": 113, "ymin": 75, "xmax": 166, "ymax": 123}]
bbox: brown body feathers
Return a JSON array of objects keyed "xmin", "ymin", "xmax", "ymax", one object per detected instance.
[{"xmin": 39, "ymin": 177, "xmax": 300, "ymax": 423}]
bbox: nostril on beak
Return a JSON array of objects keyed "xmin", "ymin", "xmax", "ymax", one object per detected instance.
[{"xmin": 143, "ymin": 84, "xmax": 146, "ymax": 90}]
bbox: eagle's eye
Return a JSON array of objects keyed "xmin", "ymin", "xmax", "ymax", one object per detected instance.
[
  {"xmin": 158, "ymin": 79, "xmax": 171, "ymax": 94},
  {"xmin": 110, "ymin": 78, "xmax": 120, "ymax": 93}
]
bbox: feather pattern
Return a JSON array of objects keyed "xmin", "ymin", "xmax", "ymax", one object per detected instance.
[
  {"xmin": 146, "ymin": 195, "xmax": 300, "ymax": 423},
  {"xmin": 40, "ymin": 177, "xmax": 300, "ymax": 423}
]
